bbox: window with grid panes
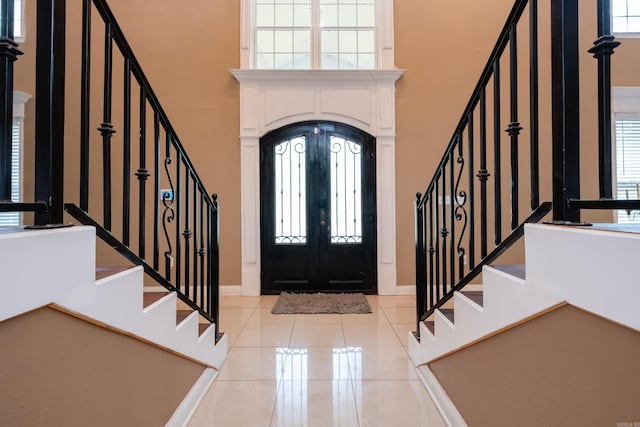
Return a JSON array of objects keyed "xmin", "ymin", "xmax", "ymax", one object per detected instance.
[
  {"xmin": 612, "ymin": 0, "xmax": 640, "ymax": 33},
  {"xmin": 0, "ymin": 0, "xmax": 24, "ymax": 41},
  {"xmin": 255, "ymin": 0, "xmax": 375, "ymax": 70},
  {"xmin": 0, "ymin": 118, "xmax": 22, "ymax": 226},
  {"xmin": 615, "ymin": 114, "xmax": 640, "ymax": 223}
]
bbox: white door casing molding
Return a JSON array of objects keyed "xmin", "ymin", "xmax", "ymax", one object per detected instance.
[{"xmin": 232, "ymin": 69, "xmax": 403, "ymax": 295}]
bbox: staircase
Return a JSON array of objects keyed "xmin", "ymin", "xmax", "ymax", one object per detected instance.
[
  {"xmin": 408, "ymin": 223, "xmax": 640, "ymax": 425},
  {"xmin": 408, "ymin": 1, "xmax": 640, "ymax": 423},
  {"xmin": 0, "ymin": 0, "xmax": 227, "ymax": 395},
  {"xmin": 0, "ymin": 226, "xmax": 227, "ymax": 369}
]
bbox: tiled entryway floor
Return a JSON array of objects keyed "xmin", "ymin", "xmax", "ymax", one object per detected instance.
[{"xmin": 189, "ymin": 295, "xmax": 445, "ymax": 427}]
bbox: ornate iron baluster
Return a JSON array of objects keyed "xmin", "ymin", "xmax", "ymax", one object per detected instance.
[
  {"xmin": 79, "ymin": 0, "xmax": 91, "ymax": 211},
  {"xmin": 477, "ymin": 87, "xmax": 490, "ymax": 258},
  {"xmin": 136, "ymin": 91, "xmax": 149, "ymax": 258},
  {"xmin": 529, "ymin": 0, "xmax": 540, "ymax": 210},
  {"xmin": 493, "ymin": 59, "xmax": 502, "ymax": 244},
  {"xmin": 162, "ymin": 136, "xmax": 175, "ymax": 280},
  {"xmin": 507, "ymin": 23, "xmax": 523, "ymax": 231},
  {"xmin": 455, "ymin": 135, "xmax": 468, "ymax": 279},
  {"xmin": 98, "ymin": 22, "xmax": 115, "ymax": 231}
]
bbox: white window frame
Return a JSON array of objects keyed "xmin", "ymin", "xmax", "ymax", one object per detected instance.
[
  {"xmin": 612, "ymin": 0, "xmax": 640, "ymax": 38},
  {"xmin": 0, "ymin": 91, "xmax": 31, "ymax": 227},
  {"xmin": 241, "ymin": 0, "xmax": 395, "ymax": 70},
  {"xmin": 612, "ymin": 87, "xmax": 640, "ymax": 223}
]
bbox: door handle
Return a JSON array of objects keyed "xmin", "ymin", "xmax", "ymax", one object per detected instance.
[{"xmin": 320, "ymin": 208, "xmax": 326, "ymax": 227}]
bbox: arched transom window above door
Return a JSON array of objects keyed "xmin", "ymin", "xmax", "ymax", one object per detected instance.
[{"xmin": 241, "ymin": 0, "xmax": 395, "ymax": 69}]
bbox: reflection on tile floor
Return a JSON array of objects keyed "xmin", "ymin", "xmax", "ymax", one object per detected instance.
[{"xmin": 189, "ymin": 295, "xmax": 445, "ymax": 427}]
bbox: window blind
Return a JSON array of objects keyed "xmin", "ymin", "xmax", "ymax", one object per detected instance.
[
  {"xmin": 615, "ymin": 116, "xmax": 640, "ymax": 223},
  {"xmin": 0, "ymin": 118, "xmax": 21, "ymax": 226}
]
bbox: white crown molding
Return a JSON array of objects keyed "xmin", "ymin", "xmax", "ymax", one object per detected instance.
[{"xmin": 231, "ymin": 69, "xmax": 404, "ymax": 85}]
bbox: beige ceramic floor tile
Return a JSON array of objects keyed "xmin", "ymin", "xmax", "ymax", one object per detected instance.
[
  {"xmin": 295, "ymin": 313, "xmax": 342, "ymax": 324},
  {"xmin": 391, "ymin": 323, "xmax": 416, "ymax": 347},
  {"xmin": 219, "ymin": 325, "xmax": 244, "ymax": 348},
  {"xmin": 376, "ymin": 295, "xmax": 416, "ymax": 308},
  {"xmin": 348, "ymin": 345, "xmax": 418, "ymax": 380},
  {"xmin": 234, "ymin": 322, "xmax": 294, "ymax": 347},
  {"xmin": 281, "ymin": 346, "xmax": 352, "ymax": 380},
  {"xmin": 342, "ymin": 324, "xmax": 403, "ymax": 348},
  {"xmin": 353, "ymin": 380, "xmax": 446, "ymax": 427},
  {"xmin": 189, "ymin": 380, "xmax": 279, "ymax": 427},
  {"xmin": 340, "ymin": 310, "xmax": 390, "ymax": 326},
  {"xmin": 289, "ymin": 322, "xmax": 346, "ymax": 347},
  {"xmin": 260, "ymin": 295, "xmax": 280, "ymax": 304},
  {"xmin": 248, "ymin": 307, "xmax": 297, "ymax": 325},
  {"xmin": 221, "ymin": 295, "xmax": 262, "ymax": 308},
  {"xmin": 271, "ymin": 380, "xmax": 359, "ymax": 427},
  {"xmin": 217, "ymin": 346, "xmax": 289, "ymax": 381},
  {"xmin": 219, "ymin": 307, "xmax": 257, "ymax": 327},
  {"xmin": 380, "ymin": 306, "xmax": 416, "ymax": 323},
  {"xmin": 192, "ymin": 295, "xmax": 446, "ymax": 427}
]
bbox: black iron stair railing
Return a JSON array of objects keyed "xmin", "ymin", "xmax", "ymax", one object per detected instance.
[
  {"xmin": 414, "ymin": 0, "xmax": 640, "ymax": 341},
  {"xmin": 414, "ymin": 0, "xmax": 550, "ymax": 339},
  {"xmin": 0, "ymin": 0, "xmax": 222, "ymax": 340}
]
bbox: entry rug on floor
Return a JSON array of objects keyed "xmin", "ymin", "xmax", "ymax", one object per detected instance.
[{"xmin": 271, "ymin": 292, "xmax": 372, "ymax": 314}]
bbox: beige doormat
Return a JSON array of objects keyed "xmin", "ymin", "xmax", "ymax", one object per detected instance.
[{"xmin": 271, "ymin": 292, "xmax": 372, "ymax": 314}]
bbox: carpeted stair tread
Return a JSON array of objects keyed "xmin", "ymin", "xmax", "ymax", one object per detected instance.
[
  {"xmin": 95, "ymin": 265, "xmax": 131, "ymax": 281},
  {"xmin": 460, "ymin": 290, "xmax": 483, "ymax": 307},
  {"xmin": 143, "ymin": 291, "xmax": 170, "ymax": 308},
  {"xmin": 424, "ymin": 320, "xmax": 435, "ymax": 335},
  {"xmin": 492, "ymin": 264, "xmax": 526, "ymax": 280},
  {"xmin": 439, "ymin": 308, "xmax": 455, "ymax": 324},
  {"xmin": 176, "ymin": 310, "xmax": 194, "ymax": 325}
]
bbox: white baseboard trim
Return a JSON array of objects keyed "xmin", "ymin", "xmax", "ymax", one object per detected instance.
[
  {"xmin": 166, "ymin": 367, "xmax": 218, "ymax": 427},
  {"xmin": 416, "ymin": 365, "xmax": 467, "ymax": 427}
]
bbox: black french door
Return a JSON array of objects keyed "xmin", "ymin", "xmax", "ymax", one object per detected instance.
[{"xmin": 260, "ymin": 122, "xmax": 377, "ymax": 294}]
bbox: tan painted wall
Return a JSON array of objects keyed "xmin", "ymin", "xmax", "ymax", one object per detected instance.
[
  {"xmin": 12, "ymin": 1, "xmax": 640, "ymax": 288},
  {"xmin": 0, "ymin": 306, "xmax": 206, "ymax": 426},
  {"xmin": 395, "ymin": 0, "xmax": 518, "ymax": 285},
  {"xmin": 429, "ymin": 305, "xmax": 640, "ymax": 425},
  {"xmin": 103, "ymin": 0, "xmax": 241, "ymax": 285}
]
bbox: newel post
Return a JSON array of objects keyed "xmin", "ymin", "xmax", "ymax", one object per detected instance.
[
  {"xmin": 550, "ymin": 0, "xmax": 581, "ymax": 223},
  {"xmin": 35, "ymin": 0, "xmax": 66, "ymax": 225},
  {"xmin": 415, "ymin": 192, "xmax": 427, "ymax": 339}
]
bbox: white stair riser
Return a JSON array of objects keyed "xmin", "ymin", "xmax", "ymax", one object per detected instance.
[
  {"xmin": 410, "ymin": 224, "xmax": 640, "ymax": 368},
  {"xmin": 0, "ymin": 227, "xmax": 227, "ymax": 369}
]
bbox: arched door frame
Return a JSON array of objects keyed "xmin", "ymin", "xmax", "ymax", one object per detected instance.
[{"xmin": 232, "ymin": 69, "xmax": 404, "ymax": 295}]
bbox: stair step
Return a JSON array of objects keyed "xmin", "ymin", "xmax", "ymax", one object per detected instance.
[
  {"xmin": 95, "ymin": 266, "xmax": 131, "ymax": 281},
  {"xmin": 199, "ymin": 323, "xmax": 212, "ymax": 336},
  {"xmin": 492, "ymin": 264, "xmax": 526, "ymax": 280},
  {"xmin": 460, "ymin": 290, "xmax": 483, "ymax": 307},
  {"xmin": 176, "ymin": 309, "xmax": 194, "ymax": 325},
  {"xmin": 143, "ymin": 291, "xmax": 170, "ymax": 308},
  {"xmin": 439, "ymin": 308, "xmax": 455, "ymax": 324},
  {"xmin": 424, "ymin": 320, "xmax": 435, "ymax": 335}
]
